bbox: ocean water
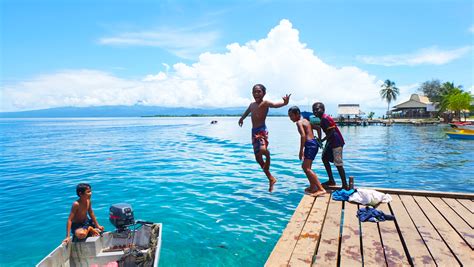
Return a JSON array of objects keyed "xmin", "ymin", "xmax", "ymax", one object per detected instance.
[{"xmin": 0, "ymin": 117, "xmax": 472, "ymax": 266}]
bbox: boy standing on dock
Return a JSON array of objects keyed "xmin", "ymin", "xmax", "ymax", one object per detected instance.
[
  {"xmin": 239, "ymin": 84, "xmax": 291, "ymax": 192},
  {"xmin": 63, "ymin": 183, "xmax": 104, "ymax": 244},
  {"xmin": 312, "ymin": 102, "xmax": 348, "ymax": 189},
  {"xmin": 288, "ymin": 106, "xmax": 326, "ymax": 196}
]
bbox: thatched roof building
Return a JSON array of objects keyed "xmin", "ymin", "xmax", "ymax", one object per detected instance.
[{"xmin": 391, "ymin": 94, "xmax": 437, "ymax": 118}]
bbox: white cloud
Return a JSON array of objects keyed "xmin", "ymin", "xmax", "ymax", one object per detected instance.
[
  {"xmin": 143, "ymin": 72, "xmax": 167, "ymax": 82},
  {"xmin": 470, "ymin": 25, "xmax": 474, "ymax": 33},
  {"xmin": 1, "ymin": 70, "xmax": 141, "ymax": 111},
  {"xmin": 3, "ymin": 19, "xmax": 401, "ymax": 115},
  {"xmin": 162, "ymin": 63, "xmax": 170, "ymax": 72},
  {"xmin": 357, "ymin": 46, "xmax": 472, "ymax": 66},
  {"xmin": 99, "ymin": 26, "xmax": 219, "ymax": 59}
]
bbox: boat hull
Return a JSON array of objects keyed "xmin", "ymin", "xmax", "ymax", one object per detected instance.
[
  {"xmin": 446, "ymin": 131, "xmax": 474, "ymax": 140},
  {"xmin": 37, "ymin": 223, "xmax": 162, "ymax": 267},
  {"xmin": 455, "ymin": 127, "xmax": 474, "ymax": 133}
]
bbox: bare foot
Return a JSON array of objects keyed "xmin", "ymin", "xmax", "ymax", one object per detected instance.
[
  {"xmin": 310, "ymin": 190, "xmax": 327, "ymax": 197},
  {"xmin": 304, "ymin": 187, "xmax": 318, "ymax": 194},
  {"xmin": 89, "ymin": 227, "xmax": 100, "ymax": 236},
  {"xmin": 269, "ymin": 177, "xmax": 277, "ymax": 192}
]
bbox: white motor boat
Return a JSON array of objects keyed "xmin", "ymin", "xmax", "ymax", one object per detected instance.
[{"xmin": 37, "ymin": 203, "xmax": 162, "ymax": 267}]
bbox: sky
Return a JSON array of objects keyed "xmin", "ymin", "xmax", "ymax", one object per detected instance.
[{"xmin": 1, "ymin": 0, "xmax": 473, "ymax": 116}]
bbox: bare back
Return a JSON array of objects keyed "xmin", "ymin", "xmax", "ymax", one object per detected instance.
[
  {"xmin": 249, "ymin": 101, "xmax": 269, "ymax": 128},
  {"xmin": 299, "ymin": 119, "xmax": 315, "ymax": 141}
]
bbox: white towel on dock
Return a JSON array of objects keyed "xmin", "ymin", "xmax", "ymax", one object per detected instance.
[{"xmin": 348, "ymin": 188, "xmax": 392, "ymax": 206}]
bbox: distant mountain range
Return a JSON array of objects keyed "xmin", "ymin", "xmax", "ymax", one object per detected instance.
[{"xmin": 0, "ymin": 105, "xmax": 288, "ymax": 118}]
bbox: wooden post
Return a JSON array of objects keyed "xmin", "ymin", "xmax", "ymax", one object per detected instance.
[{"xmin": 349, "ymin": 176, "xmax": 354, "ymax": 189}]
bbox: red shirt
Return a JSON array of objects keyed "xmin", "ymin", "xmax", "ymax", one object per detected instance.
[{"xmin": 320, "ymin": 114, "xmax": 345, "ymax": 148}]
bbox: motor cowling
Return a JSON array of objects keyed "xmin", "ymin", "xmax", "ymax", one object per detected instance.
[{"xmin": 109, "ymin": 203, "xmax": 134, "ymax": 232}]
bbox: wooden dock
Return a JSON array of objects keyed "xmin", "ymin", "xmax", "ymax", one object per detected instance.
[{"xmin": 265, "ymin": 188, "xmax": 474, "ymax": 266}]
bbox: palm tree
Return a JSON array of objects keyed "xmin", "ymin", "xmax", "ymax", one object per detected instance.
[
  {"xmin": 380, "ymin": 79, "xmax": 400, "ymax": 118},
  {"xmin": 439, "ymin": 82, "xmax": 462, "ymax": 113},
  {"xmin": 447, "ymin": 91, "xmax": 471, "ymax": 121}
]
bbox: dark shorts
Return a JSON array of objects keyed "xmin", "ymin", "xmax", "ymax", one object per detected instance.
[
  {"xmin": 304, "ymin": 139, "xmax": 319, "ymax": 160},
  {"xmin": 71, "ymin": 219, "xmax": 94, "ymax": 234},
  {"xmin": 252, "ymin": 125, "xmax": 269, "ymax": 154}
]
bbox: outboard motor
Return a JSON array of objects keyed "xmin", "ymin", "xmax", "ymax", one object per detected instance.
[{"xmin": 109, "ymin": 203, "xmax": 134, "ymax": 232}]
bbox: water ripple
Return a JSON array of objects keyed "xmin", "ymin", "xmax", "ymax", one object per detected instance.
[{"xmin": 0, "ymin": 118, "xmax": 472, "ymax": 266}]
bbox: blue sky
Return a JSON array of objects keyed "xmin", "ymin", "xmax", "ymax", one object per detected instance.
[{"xmin": 1, "ymin": 0, "xmax": 473, "ymax": 115}]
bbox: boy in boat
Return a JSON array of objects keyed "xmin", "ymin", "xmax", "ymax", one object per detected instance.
[
  {"xmin": 239, "ymin": 84, "xmax": 291, "ymax": 192},
  {"xmin": 312, "ymin": 102, "xmax": 348, "ymax": 189},
  {"xmin": 63, "ymin": 183, "xmax": 104, "ymax": 244},
  {"xmin": 288, "ymin": 106, "xmax": 326, "ymax": 196}
]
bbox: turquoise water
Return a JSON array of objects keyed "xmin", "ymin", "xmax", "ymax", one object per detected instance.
[{"xmin": 0, "ymin": 117, "xmax": 472, "ymax": 266}]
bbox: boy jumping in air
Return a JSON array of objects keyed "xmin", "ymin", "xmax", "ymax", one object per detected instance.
[{"xmin": 239, "ymin": 84, "xmax": 291, "ymax": 192}]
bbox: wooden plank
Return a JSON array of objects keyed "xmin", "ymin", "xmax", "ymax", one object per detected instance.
[
  {"xmin": 265, "ymin": 195, "xmax": 315, "ymax": 267},
  {"xmin": 288, "ymin": 194, "xmax": 330, "ymax": 266},
  {"xmin": 399, "ymin": 195, "xmax": 458, "ymax": 265},
  {"xmin": 457, "ymin": 198, "xmax": 474, "ymax": 213},
  {"xmin": 442, "ymin": 197, "xmax": 474, "ymax": 228},
  {"xmin": 266, "ymin": 188, "xmax": 474, "ymax": 267},
  {"xmin": 377, "ymin": 203, "xmax": 410, "ymax": 266},
  {"xmin": 339, "ymin": 202, "xmax": 363, "ymax": 266},
  {"xmin": 313, "ymin": 197, "xmax": 343, "ymax": 266},
  {"xmin": 414, "ymin": 196, "xmax": 474, "ymax": 265},
  {"xmin": 389, "ymin": 195, "xmax": 434, "ymax": 266},
  {"xmin": 362, "ymin": 187, "xmax": 474, "ymax": 199},
  {"xmin": 286, "ymin": 252, "xmax": 313, "ymax": 267},
  {"xmin": 360, "ymin": 205, "xmax": 386, "ymax": 267},
  {"xmin": 427, "ymin": 197, "xmax": 474, "ymax": 249}
]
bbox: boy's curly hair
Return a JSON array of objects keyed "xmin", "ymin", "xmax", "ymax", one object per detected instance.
[
  {"xmin": 252, "ymin": 84, "xmax": 266, "ymax": 93},
  {"xmin": 76, "ymin": 183, "xmax": 91, "ymax": 197},
  {"xmin": 288, "ymin": 106, "xmax": 300, "ymax": 115}
]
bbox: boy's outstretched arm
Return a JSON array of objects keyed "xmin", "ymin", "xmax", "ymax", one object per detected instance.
[
  {"xmin": 88, "ymin": 202, "xmax": 104, "ymax": 231},
  {"xmin": 239, "ymin": 105, "xmax": 251, "ymax": 127},
  {"xmin": 266, "ymin": 94, "xmax": 291, "ymax": 108},
  {"xmin": 63, "ymin": 203, "xmax": 78, "ymax": 244}
]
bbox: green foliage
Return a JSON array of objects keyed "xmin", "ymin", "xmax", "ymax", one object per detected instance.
[
  {"xmin": 399, "ymin": 79, "xmax": 472, "ymax": 120},
  {"xmin": 447, "ymin": 92, "xmax": 471, "ymax": 110},
  {"xmin": 368, "ymin": 111, "xmax": 375, "ymax": 119},
  {"xmin": 418, "ymin": 79, "xmax": 442, "ymax": 102},
  {"xmin": 438, "ymin": 82, "xmax": 463, "ymax": 113},
  {"xmin": 441, "ymin": 82, "xmax": 463, "ymax": 95},
  {"xmin": 380, "ymin": 79, "xmax": 400, "ymax": 115},
  {"xmin": 447, "ymin": 91, "xmax": 471, "ymax": 120}
]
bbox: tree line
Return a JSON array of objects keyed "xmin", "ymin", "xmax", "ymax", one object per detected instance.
[
  {"xmin": 379, "ymin": 79, "xmax": 473, "ymax": 121},
  {"xmin": 418, "ymin": 79, "xmax": 472, "ymax": 121}
]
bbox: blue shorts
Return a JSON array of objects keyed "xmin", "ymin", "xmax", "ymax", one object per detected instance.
[{"xmin": 304, "ymin": 139, "xmax": 319, "ymax": 160}]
